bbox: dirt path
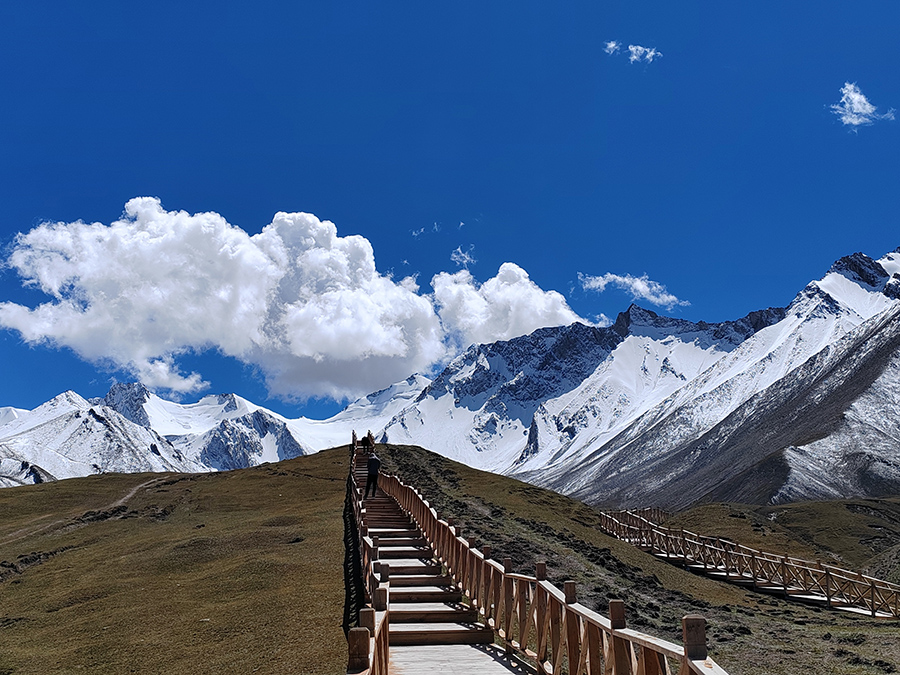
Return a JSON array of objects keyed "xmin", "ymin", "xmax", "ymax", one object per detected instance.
[{"xmin": 0, "ymin": 476, "xmax": 165, "ymax": 548}]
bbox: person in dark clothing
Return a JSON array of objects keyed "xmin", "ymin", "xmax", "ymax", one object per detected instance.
[{"xmin": 364, "ymin": 453, "xmax": 381, "ymax": 499}]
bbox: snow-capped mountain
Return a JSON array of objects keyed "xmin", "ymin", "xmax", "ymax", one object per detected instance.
[
  {"xmin": 0, "ymin": 390, "xmax": 198, "ymax": 488},
  {"xmin": 0, "ymin": 375, "xmax": 430, "ymax": 487},
  {"xmin": 376, "ymin": 248, "xmax": 900, "ymax": 508},
  {"xmin": 3, "ymin": 248, "xmax": 900, "ymax": 510}
]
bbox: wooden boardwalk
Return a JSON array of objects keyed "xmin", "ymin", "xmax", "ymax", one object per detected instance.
[
  {"xmin": 599, "ymin": 509, "xmax": 900, "ymax": 619},
  {"xmin": 347, "ymin": 432, "xmax": 728, "ymax": 675},
  {"xmin": 352, "ymin": 445, "xmax": 528, "ymax": 674}
]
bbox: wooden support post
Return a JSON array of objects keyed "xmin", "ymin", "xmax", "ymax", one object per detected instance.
[
  {"xmin": 381, "ymin": 563, "xmax": 391, "ymax": 583},
  {"xmin": 682, "ymin": 615, "xmax": 707, "ymax": 660},
  {"xmin": 608, "ymin": 600, "xmax": 631, "ymax": 674},
  {"xmin": 782, "ymin": 554, "xmax": 788, "ymax": 595},
  {"xmin": 609, "ymin": 599, "xmax": 626, "ymax": 629},
  {"xmin": 536, "ymin": 561, "xmax": 547, "ymax": 580},
  {"xmin": 504, "ymin": 557, "xmax": 513, "ymax": 573},
  {"xmin": 359, "ymin": 607, "xmax": 375, "ymax": 633},
  {"xmin": 564, "ymin": 580, "xmax": 577, "ymax": 604},
  {"xmin": 374, "ymin": 586, "xmax": 388, "ymax": 611},
  {"xmin": 347, "ymin": 627, "xmax": 370, "ymax": 672},
  {"xmin": 483, "ymin": 545, "xmax": 492, "ymax": 560}
]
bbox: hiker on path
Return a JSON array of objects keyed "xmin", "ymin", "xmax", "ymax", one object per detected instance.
[{"xmin": 364, "ymin": 452, "xmax": 381, "ymax": 499}]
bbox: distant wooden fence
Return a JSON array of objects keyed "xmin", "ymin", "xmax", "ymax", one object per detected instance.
[
  {"xmin": 599, "ymin": 509, "xmax": 900, "ymax": 619},
  {"xmin": 347, "ymin": 436, "xmax": 730, "ymax": 675}
]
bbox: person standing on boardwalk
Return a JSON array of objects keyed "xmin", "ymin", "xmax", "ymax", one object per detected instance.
[{"xmin": 364, "ymin": 452, "xmax": 381, "ymax": 499}]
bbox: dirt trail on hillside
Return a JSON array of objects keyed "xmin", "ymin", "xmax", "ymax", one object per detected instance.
[{"xmin": 0, "ymin": 477, "xmax": 164, "ymax": 547}]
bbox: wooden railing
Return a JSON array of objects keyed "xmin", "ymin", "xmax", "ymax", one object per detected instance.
[
  {"xmin": 599, "ymin": 509, "xmax": 900, "ymax": 619},
  {"xmin": 347, "ymin": 434, "xmax": 390, "ymax": 675},
  {"xmin": 377, "ymin": 467, "xmax": 729, "ymax": 674}
]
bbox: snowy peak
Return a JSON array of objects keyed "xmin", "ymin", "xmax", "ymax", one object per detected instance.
[
  {"xmin": 100, "ymin": 382, "xmax": 152, "ymax": 427},
  {"xmin": 828, "ymin": 252, "xmax": 889, "ymax": 290},
  {"xmin": 614, "ymin": 304, "xmax": 786, "ymax": 349}
]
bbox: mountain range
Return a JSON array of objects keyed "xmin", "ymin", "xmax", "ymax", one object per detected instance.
[{"xmin": 3, "ymin": 248, "xmax": 900, "ymax": 509}]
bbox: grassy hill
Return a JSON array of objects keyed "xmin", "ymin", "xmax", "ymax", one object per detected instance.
[
  {"xmin": 1, "ymin": 442, "xmax": 898, "ymax": 675},
  {"xmin": 0, "ymin": 448, "xmax": 349, "ymax": 675}
]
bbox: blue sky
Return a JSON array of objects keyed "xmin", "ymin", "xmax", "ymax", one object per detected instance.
[{"xmin": 1, "ymin": 2, "xmax": 898, "ymax": 418}]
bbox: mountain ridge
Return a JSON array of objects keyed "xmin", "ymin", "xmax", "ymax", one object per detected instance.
[{"xmin": 3, "ymin": 248, "xmax": 900, "ymax": 509}]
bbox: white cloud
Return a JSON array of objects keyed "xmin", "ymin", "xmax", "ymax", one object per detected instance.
[
  {"xmin": 604, "ymin": 40, "xmax": 621, "ymax": 55},
  {"xmin": 579, "ymin": 272, "xmax": 688, "ymax": 310},
  {"xmin": 831, "ymin": 82, "xmax": 895, "ymax": 128},
  {"xmin": 0, "ymin": 198, "xmax": 585, "ymax": 401},
  {"xmin": 433, "ymin": 263, "xmax": 581, "ymax": 348},
  {"xmin": 628, "ymin": 44, "xmax": 662, "ymax": 63},
  {"xmin": 450, "ymin": 245, "xmax": 476, "ymax": 269}
]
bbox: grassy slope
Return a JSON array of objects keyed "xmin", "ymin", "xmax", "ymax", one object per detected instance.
[
  {"xmin": 0, "ymin": 448, "xmax": 349, "ymax": 675},
  {"xmin": 377, "ymin": 444, "xmax": 900, "ymax": 675}
]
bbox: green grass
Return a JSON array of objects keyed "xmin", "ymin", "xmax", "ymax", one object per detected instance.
[{"xmin": 0, "ymin": 448, "xmax": 350, "ymax": 675}]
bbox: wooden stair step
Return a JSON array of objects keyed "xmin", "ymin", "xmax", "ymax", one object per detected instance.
[
  {"xmin": 389, "ymin": 623, "xmax": 494, "ymax": 646},
  {"xmin": 378, "ymin": 546, "xmax": 434, "ymax": 559},
  {"xmin": 390, "ymin": 602, "xmax": 477, "ymax": 623},
  {"xmin": 390, "ymin": 586, "xmax": 463, "ymax": 603},
  {"xmin": 390, "ymin": 574, "xmax": 454, "ymax": 587},
  {"xmin": 385, "ymin": 561, "xmax": 443, "ymax": 575}
]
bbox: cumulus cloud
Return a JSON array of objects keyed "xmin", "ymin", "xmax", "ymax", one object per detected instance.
[
  {"xmin": 579, "ymin": 272, "xmax": 688, "ymax": 310},
  {"xmin": 831, "ymin": 82, "xmax": 895, "ymax": 128},
  {"xmin": 433, "ymin": 263, "xmax": 581, "ymax": 348},
  {"xmin": 604, "ymin": 40, "xmax": 621, "ymax": 55},
  {"xmin": 0, "ymin": 198, "xmax": 584, "ymax": 401},
  {"xmin": 628, "ymin": 44, "xmax": 662, "ymax": 63}
]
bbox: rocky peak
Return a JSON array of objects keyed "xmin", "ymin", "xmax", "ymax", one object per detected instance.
[
  {"xmin": 828, "ymin": 252, "xmax": 889, "ymax": 289},
  {"xmin": 102, "ymin": 382, "xmax": 152, "ymax": 428}
]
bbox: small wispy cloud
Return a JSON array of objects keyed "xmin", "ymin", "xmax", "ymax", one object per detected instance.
[
  {"xmin": 411, "ymin": 227, "xmax": 425, "ymax": 238},
  {"xmin": 604, "ymin": 40, "xmax": 621, "ymax": 55},
  {"xmin": 628, "ymin": 44, "xmax": 662, "ymax": 64},
  {"xmin": 451, "ymin": 245, "xmax": 476, "ymax": 269},
  {"xmin": 831, "ymin": 82, "xmax": 895, "ymax": 128},
  {"xmin": 579, "ymin": 272, "xmax": 688, "ymax": 310}
]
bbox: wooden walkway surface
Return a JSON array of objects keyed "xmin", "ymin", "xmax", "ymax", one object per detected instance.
[
  {"xmin": 354, "ymin": 458, "xmax": 531, "ymax": 675},
  {"xmin": 389, "ymin": 644, "xmax": 532, "ymax": 674}
]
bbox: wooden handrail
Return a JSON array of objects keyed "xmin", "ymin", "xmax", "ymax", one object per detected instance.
[
  {"xmin": 373, "ymin": 455, "xmax": 730, "ymax": 674},
  {"xmin": 347, "ymin": 434, "xmax": 391, "ymax": 675},
  {"xmin": 600, "ymin": 509, "xmax": 900, "ymax": 619}
]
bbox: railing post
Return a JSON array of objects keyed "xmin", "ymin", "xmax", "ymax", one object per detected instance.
[
  {"xmin": 359, "ymin": 607, "xmax": 375, "ymax": 633},
  {"xmin": 564, "ymin": 580, "xmax": 577, "ymax": 605},
  {"xmin": 381, "ymin": 563, "xmax": 391, "ymax": 583},
  {"xmin": 608, "ymin": 600, "xmax": 631, "ymax": 674},
  {"xmin": 347, "ymin": 627, "xmax": 370, "ymax": 672},
  {"xmin": 374, "ymin": 586, "xmax": 388, "ymax": 612},
  {"xmin": 682, "ymin": 614, "xmax": 708, "ymax": 660}
]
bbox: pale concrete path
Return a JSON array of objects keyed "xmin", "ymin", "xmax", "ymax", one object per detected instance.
[{"xmin": 390, "ymin": 644, "xmax": 533, "ymax": 674}]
